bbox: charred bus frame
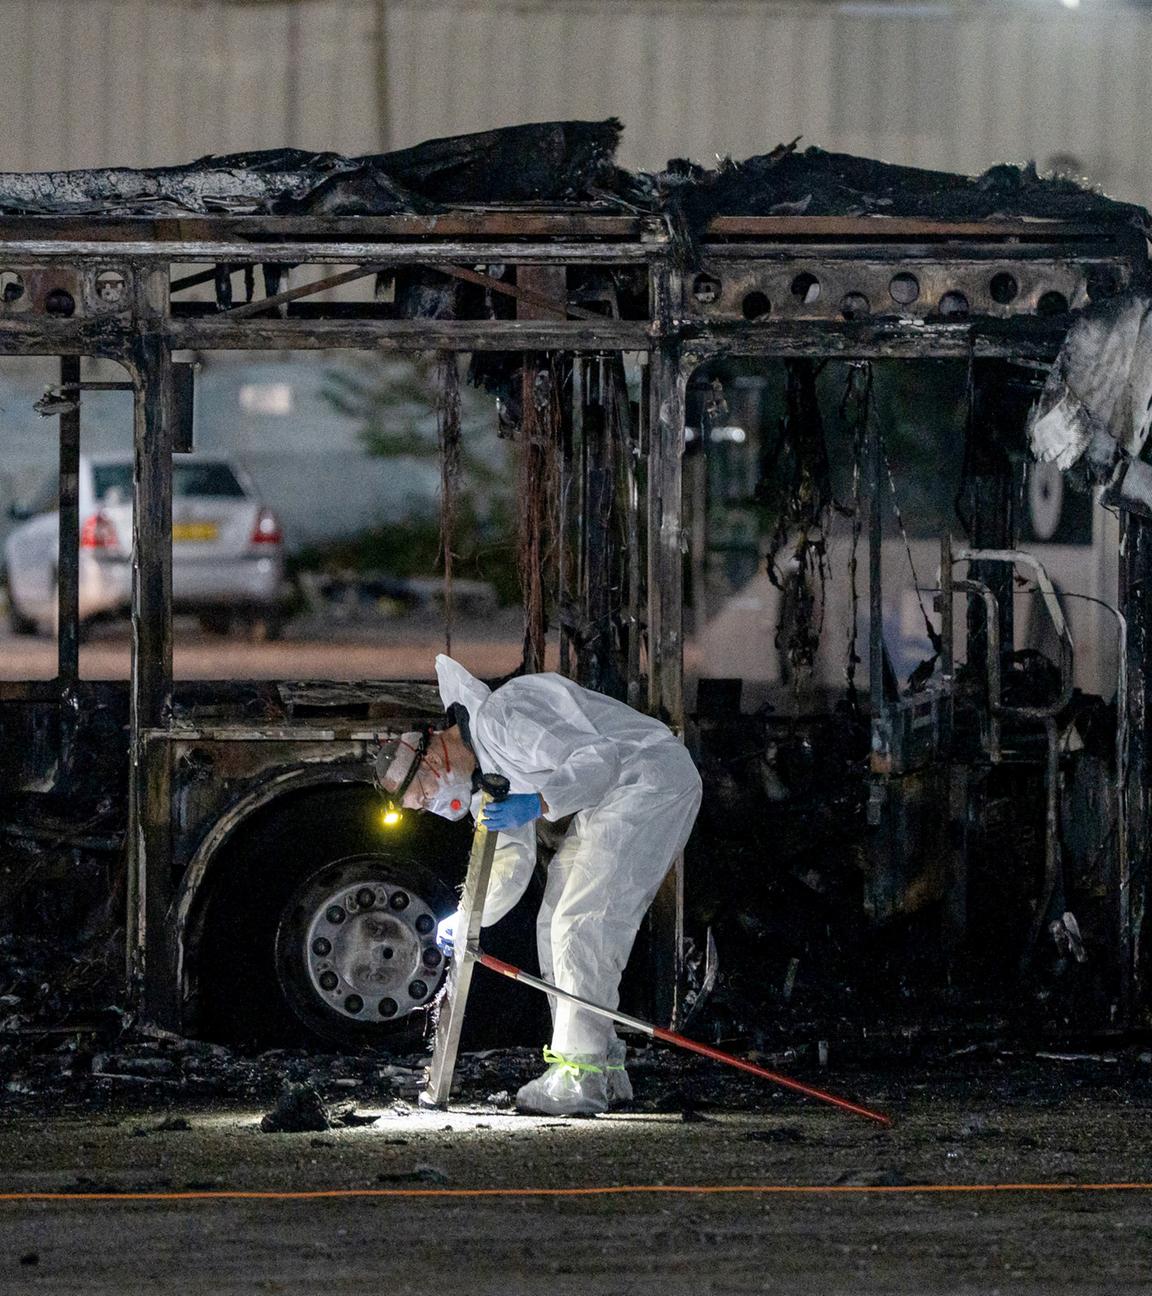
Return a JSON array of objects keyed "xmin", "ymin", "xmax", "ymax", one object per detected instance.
[{"xmin": 0, "ymin": 206, "xmax": 1147, "ymax": 1036}]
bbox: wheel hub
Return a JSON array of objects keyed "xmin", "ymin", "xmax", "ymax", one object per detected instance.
[{"xmin": 304, "ymin": 880, "xmax": 445, "ymax": 1021}]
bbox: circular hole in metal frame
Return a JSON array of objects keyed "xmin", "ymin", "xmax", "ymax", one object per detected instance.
[
  {"xmin": 45, "ymin": 288, "xmax": 76, "ymax": 318},
  {"xmin": 0, "ymin": 270, "xmax": 25, "ymax": 306},
  {"xmin": 691, "ymin": 273, "xmax": 721, "ymax": 305},
  {"xmin": 789, "ymin": 272, "xmax": 821, "ymax": 304},
  {"xmin": 1036, "ymin": 290, "xmax": 1070, "ymax": 318},
  {"xmin": 741, "ymin": 291, "xmax": 771, "ymax": 321},
  {"xmin": 1086, "ymin": 266, "xmax": 1121, "ymax": 303},
  {"xmin": 989, "ymin": 272, "xmax": 1019, "ymax": 305},
  {"xmin": 94, "ymin": 269, "xmax": 127, "ymax": 306},
  {"xmin": 889, "ymin": 273, "xmax": 920, "ymax": 305}
]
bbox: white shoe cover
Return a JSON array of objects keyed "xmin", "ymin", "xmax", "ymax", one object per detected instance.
[
  {"xmin": 515, "ymin": 1050, "xmax": 608, "ymax": 1116},
  {"xmin": 606, "ymin": 1038, "xmax": 633, "ymax": 1106}
]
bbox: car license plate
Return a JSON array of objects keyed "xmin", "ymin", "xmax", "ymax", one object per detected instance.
[{"xmin": 173, "ymin": 522, "xmax": 219, "ymax": 542}]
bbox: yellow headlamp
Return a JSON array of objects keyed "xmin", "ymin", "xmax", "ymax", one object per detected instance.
[{"xmin": 374, "ymin": 727, "xmax": 433, "ymax": 830}]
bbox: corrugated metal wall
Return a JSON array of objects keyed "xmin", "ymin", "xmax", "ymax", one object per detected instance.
[
  {"xmin": 0, "ymin": 0, "xmax": 382, "ymax": 169},
  {"xmin": 1, "ymin": 0, "xmax": 1151, "ymax": 204}
]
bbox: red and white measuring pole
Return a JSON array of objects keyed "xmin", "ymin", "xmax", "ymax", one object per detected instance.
[{"xmin": 474, "ymin": 950, "xmax": 892, "ymax": 1129}]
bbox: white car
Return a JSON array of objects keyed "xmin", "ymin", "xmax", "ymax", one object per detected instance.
[{"xmin": 5, "ymin": 455, "xmax": 287, "ymax": 638}]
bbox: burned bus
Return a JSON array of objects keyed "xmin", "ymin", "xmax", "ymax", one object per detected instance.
[{"xmin": 1, "ymin": 123, "xmax": 1148, "ymax": 1048}]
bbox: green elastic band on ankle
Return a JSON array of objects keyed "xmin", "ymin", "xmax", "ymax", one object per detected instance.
[
  {"xmin": 605, "ymin": 1063, "xmax": 626, "ymax": 1072},
  {"xmin": 542, "ymin": 1046, "xmax": 603, "ymax": 1077}
]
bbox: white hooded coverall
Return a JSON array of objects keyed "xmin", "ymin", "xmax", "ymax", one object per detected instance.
[{"xmin": 435, "ymin": 654, "xmax": 703, "ymax": 1058}]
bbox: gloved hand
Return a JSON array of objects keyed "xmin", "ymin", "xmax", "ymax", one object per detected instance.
[
  {"xmin": 481, "ymin": 792, "xmax": 543, "ymax": 832},
  {"xmin": 436, "ymin": 911, "xmax": 460, "ymax": 954}
]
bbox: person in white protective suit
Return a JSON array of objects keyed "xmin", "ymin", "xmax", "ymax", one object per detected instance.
[{"xmin": 374, "ymin": 654, "xmax": 702, "ymax": 1116}]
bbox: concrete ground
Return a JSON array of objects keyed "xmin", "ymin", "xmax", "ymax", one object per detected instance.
[{"xmin": 2, "ymin": 1050, "xmax": 1151, "ymax": 1294}]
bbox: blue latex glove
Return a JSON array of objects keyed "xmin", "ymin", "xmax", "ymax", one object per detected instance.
[
  {"xmin": 481, "ymin": 792, "xmax": 543, "ymax": 832},
  {"xmin": 436, "ymin": 911, "xmax": 460, "ymax": 954}
]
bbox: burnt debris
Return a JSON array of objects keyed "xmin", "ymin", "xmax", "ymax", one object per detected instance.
[
  {"xmin": 664, "ymin": 144, "xmax": 1147, "ymax": 226},
  {"xmin": 260, "ymin": 1082, "xmax": 331, "ymax": 1133},
  {"xmin": 0, "ymin": 120, "xmax": 626, "ymax": 218},
  {"xmin": 0, "ymin": 118, "xmax": 1139, "ymax": 241}
]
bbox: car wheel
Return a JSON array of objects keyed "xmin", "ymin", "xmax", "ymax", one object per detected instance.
[
  {"xmin": 198, "ymin": 609, "xmax": 233, "ymax": 636},
  {"xmin": 7, "ymin": 596, "xmax": 38, "ymax": 636},
  {"xmin": 191, "ymin": 786, "xmax": 466, "ymax": 1051},
  {"xmin": 275, "ymin": 854, "xmax": 454, "ymax": 1046},
  {"xmin": 244, "ymin": 611, "xmax": 283, "ymax": 643}
]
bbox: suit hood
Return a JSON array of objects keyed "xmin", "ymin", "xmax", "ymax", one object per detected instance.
[{"xmin": 434, "ymin": 654, "xmax": 492, "ymax": 720}]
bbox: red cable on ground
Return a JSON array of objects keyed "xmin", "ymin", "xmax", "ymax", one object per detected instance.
[
  {"xmin": 650, "ymin": 1026, "xmax": 891, "ymax": 1128},
  {"xmin": 477, "ymin": 952, "xmax": 892, "ymax": 1128}
]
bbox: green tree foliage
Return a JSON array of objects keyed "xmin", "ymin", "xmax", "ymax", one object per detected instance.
[
  {"xmin": 307, "ymin": 355, "xmax": 520, "ymax": 604},
  {"xmin": 322, "ymin": 354, "xmax": 500, "ymax": 488}
]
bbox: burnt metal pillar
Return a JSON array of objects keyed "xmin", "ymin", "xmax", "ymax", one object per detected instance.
[
  {"xmin": 577, "ymin": 355, "xmax": 622, "ymax": 696},
  {"xmin": 645, "ymin": 265, "xmax": 688, "ymax": 1025},
  {"xmin": 516, "ymin": 266, "xmax": 566, "ymax": 674},
  {"xmin": 963, "ymin": 364, "xmax": 1017, "ymax": 677},
  {"xmin": 56, "ymin": 355, "xmax": 81, "ymax": 686},
  {"xmin": 611, "ymin": 354, "xmax": 643, "ymax": 711},
  {"xmin": 646, "ymin": 273, "xmax": 686, "ymax": 730},
  {"xmin": 1120, "ymin": 514, "xmax": 1151, "ymax": 1019},
  {"xmin": 868, "ymin": 413, "xmax": 889, "ymax": 775},
  {"xmin": 938, "ymin": 534, "xmax": 969, "ymax": 950},
  {"xmin": 558, "ymin": 362, "xmax": 576, "ymax": 680},
  {"xmin": 126, "ymin": 319, "xmax": 175, "ymax": 1027}
]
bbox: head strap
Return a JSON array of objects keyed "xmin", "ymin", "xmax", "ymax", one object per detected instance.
[{"xmin": 377, "ymin": 727, "xmax": 433, "ymax": 806}]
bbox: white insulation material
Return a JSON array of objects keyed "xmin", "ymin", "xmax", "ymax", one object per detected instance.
[
  {"xmin": 1029, "ymin": 293, "xmax": 1152, "ymax": 520},
  {"xmin": 1031, "ymin": 295, "xmax": 1152, "ymax": 469}
]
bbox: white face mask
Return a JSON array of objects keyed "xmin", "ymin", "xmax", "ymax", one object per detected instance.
[{"xmin": 425, "ymin": 769, "xmax": 473, "ymax": 821}]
